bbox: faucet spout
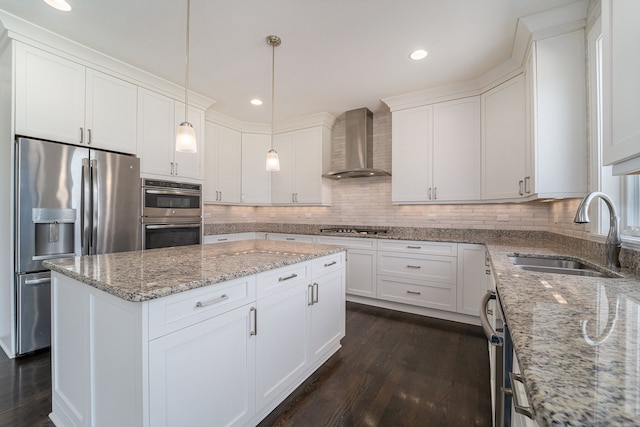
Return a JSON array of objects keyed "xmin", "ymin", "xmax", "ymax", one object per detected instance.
[{"xmin": 573, "ymin": 192, "xmax": 622, "ymax": 269}]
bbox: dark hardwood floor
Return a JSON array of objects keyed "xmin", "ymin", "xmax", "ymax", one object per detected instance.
[{"xmin": 0, "ymin": 302, "xmax": 491, "ymax": 427}]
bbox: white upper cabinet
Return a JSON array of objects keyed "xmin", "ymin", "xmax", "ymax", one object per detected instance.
[
  {"xmin": 15, "ymin": 43, "xmax": 137, "ymax": 154},
  {"xmin": 203, "ymin": 122, "xmax": 242, "ymax": 204},
  {"xmin": 392, "ymin": 97, "xmax": 481, "ymax": 203},
  {"xmin": 271, "ymin": 126, "xmax": 331, "ymax": 206},
  {"xmin": 137, "ymin": 88, "xmax": 204, "ymax": 181},
  {"xmin": 525, "ymin": 30, "xmax": 587, "ymax": 198},
  {"xmin": 481, "ymin": 75, "xmax": 527, "ymax": 200},
  {"xmin": 241, "ymin": 133, "xmax": 272, "ymax": 205},
  {"xmin": 602, "ymin": 0, "xmax": 640, "ymax": 174}
]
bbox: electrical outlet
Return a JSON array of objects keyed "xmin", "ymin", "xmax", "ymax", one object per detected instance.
[
  {"xmin": 497, "ymin": 214, "xmax": 509, "ymax": 222},
  {"xmin": 305, "ymin": 213, "xmax": 312, "ymax": 219},
  {"xmin": 241, "ymin": 213, "xmax": 248, "ymax": 218},
  {"xmin": 270, "ymin": 213, "xmax": 276, "ymax": 218},
  {"xmin": 203, "ymin": 212, "xmax": 212, "ymax": 218},
  {"xmin": 426, "ymin": 214, "xmax": 437, "ymax": 221},
  {"xmin": 554, "ymin": 215, "xmax": 559, "ymax": 223}
]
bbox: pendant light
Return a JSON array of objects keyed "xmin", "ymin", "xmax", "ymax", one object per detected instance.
[
  {"xmin": 265, "ymin": 35, "xmax": 281, "ymax": 172},
  {"xmin": 176, "ymin": 0, "xmax": 197, "ymax": 153}
]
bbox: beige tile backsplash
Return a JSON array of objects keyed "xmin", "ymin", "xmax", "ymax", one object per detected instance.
[{"xmin": 204, "ymin": 109, "xmax": 589, "ymax": 239}]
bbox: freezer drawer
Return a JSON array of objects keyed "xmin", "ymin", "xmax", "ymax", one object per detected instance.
[{"xmin": 17, "ymin": 272, "xmax": 51, "ymax": 355}]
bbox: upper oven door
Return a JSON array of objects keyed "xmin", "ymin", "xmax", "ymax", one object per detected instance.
[{"xmin": 142, "ymin": 186, "xmax": 201, "ymax": 218}]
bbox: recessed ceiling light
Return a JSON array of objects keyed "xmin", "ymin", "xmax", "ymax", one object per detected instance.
[
  {"xmin": 250, "ymin": 98, "xmax": 263, "ymax": 106},
  {"xmin": 409, "ymin": 49, "xmax": 428, "ymax": 61},
  {"xmin": 43, "ymin": 0, "xmax": 72, "ymax": 11}
]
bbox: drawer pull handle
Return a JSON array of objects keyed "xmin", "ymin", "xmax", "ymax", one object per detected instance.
[
  {"xmin": 406, "ymin": 290, "xmax": 422, "ymax": 295},
  {"xmin": 324, "ymin": 261, "xmax": 337, "ymax": 267},
  {"xmin": 195, "ymin": 294, "xmax": 229, "ymax": 308},
  {"xmin": 286, "ymin": 237, "xmax": 295, "ymax": 241},
  {"xmin": 407, "ymin": 245, "xmax": 421, "ymax": 249},
  {"xmin": 218, "ymin": 238, "xmax": 228, "ymax": 242},
  {"xmin": 250, "ymin": 307, "xmax": 257, "ymax": 336},
  {"xmin": 406, "ymin": 265, "xmax": 421, "ymax": 269},
  {"xmin": 278, "ymin": 273, "xmax": 298, "ymax": 282}
]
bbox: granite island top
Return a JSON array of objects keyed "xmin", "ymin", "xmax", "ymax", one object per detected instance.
[
  {"xmin": 485, "ymin": 240, "xmax": 640, "ymax": 426},
  {"xmin": 43, "ymin": 240, "xmax": 346, "ymax": 302}
]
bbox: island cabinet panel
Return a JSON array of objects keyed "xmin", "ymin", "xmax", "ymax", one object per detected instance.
[
  {"xmin": 308, "ymin": 267, "xmax": 346, "ymax": 361},
  {"xmin": 149, "ymin": 304, "xmax": 256, "ymax": 427},
  {"xmin": 255, "ymin": 281, "xmax": 309, "ymax": 413}
]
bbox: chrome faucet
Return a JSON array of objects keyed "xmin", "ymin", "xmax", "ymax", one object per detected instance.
[{"xmin": 573, "ymin": 191, "xmax": 622, "ymax": 269}]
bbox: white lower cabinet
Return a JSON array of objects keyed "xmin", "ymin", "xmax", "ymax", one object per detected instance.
[
  {"xmin": 50, "ymin": 252, "xmax": 345, "ymax": 427},
  {"xmin": 255, "ymin": 278, "xmax": 309, "ymax": 412},
  {"xmin": 317, "ymin": 236, "xmax": 377, "ymax": 298},
  {"xmin": 149, "ymin": 303, "xmax": 256, "ymax": 427},
  {"xmin": 265, "ymin": 233, "xmax": 317, "ymax": 243},
  {"xmin": 457, "ymin": 244, "xmax": 491, "ymax": 316}
]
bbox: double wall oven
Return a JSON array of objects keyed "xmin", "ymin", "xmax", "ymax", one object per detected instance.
[{"xmin": 141, "ymin": 179, "xmax": 202, "ymax": 249}]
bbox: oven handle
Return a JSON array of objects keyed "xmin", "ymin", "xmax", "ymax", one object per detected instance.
[
  {"xmin": 480, "ymin": 290, "xmax": 503, "ymax": 346},
  {"xmin": 144, "ymin": 223, "xmax": 201, "ymax": 230},
  {"xmin": 144, "ymin": 188, "xmax": 201, "ymax": 196}
]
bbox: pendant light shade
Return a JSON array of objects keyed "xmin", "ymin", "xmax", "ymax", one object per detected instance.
[
  {"xmin": 176, "ymin": 0, "xmax": 197, "ymax": 153},
  {"xmin": 266, "ymin": 148, "xmax": 280, "ymax": 171},
  {"xmin": 266, "ymin": 35, "xmax": 281, "ymax": 171}
]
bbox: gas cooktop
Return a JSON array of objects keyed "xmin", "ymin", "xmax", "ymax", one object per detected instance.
[{"xmin": 320, "ymin": 227, "xmax": 388, "ymax": 235}]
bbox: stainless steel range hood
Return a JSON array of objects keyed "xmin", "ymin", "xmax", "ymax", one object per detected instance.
[{"xmin": 322, "ymin": 108, "xmax": 391, "ymax": 179}]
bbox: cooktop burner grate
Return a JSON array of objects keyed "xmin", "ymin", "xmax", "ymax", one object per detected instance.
[{"xmin": 320, "ymin": 227, "xmax": 388, "ymax": 235}]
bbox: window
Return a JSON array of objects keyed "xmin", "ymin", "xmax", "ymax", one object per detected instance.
[{"xmin": 589, "ymin": 16, "xmax": 640, "ymax": 245}]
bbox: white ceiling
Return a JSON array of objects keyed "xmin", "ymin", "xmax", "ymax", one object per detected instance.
[{"xmin": 0, "ymin": 0, "xmax": 580, "ymax": 123}]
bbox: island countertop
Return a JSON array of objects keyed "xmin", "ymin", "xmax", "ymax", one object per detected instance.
[
  {"xmin": 486, "ymin": 241, "xmax": 640, "ymax": 426},
  {"xmin": 43, "ymin": 240, "xmax": 346, "ymax": 302}
]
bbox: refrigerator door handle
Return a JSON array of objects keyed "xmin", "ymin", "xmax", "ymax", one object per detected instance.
[
  {"xmin": 81, "ymin": 158, "xmax": 91, "ymax": 256},
  {"xmin": 91, "ymin": 159, "xmax": 98, "ymax": 255}
]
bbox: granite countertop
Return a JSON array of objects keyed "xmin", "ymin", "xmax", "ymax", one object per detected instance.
[
  {"xmin": 44, "ymin": 240, "xmax": 346, "ymax": 302},
  {"xmin": 486, "ymin": 240, "xmax": 640, "ymax": 426}
]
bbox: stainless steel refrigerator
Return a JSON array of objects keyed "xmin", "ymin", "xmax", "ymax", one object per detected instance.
[{"xmin": 15, "ymin": 137, "xmax": 141, "ymax": 355}]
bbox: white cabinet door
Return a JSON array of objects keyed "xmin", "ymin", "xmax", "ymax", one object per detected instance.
[
  {"xmin": 204, "ymin": 122, "xmax": 242, "ymax": 204},
  {"xmin": 241, "ymin": 133, "xmax": 271, "ymax": 205},
  {"xmin": 137, "ymin": 88, "xmax": 174, "ymax": 177},
  {"xmin": 482, "ymin": 75, "xmax": 527, "ymax": 200},
  {"xmin": 84, "ymin": 69, "xmax": 137, "ymax": 154},
  {"xmin": 432, "ymin": 97, "xmax": 481, "ymax": 201},
  {"xmin": 391, "ymin": 105, "xmax": 432, "ymax": 203},
  {"xmin": 308, "ymin": 268, "xmax": 345, "ymax": 362},
  {"xmin": 15, "ymin": 43, "xmax": 85, "ymax": 145},
  {"xmin": 345, "ymin": 249, "xmax": 377, "ymax": 297},
  {"xmin": 255, "ymin": 283, "xmax": 309, "ymax": 412},
  {"xmin": 174, "ymin": 102, "xmax": 204, "ymax": 180},
  {"xmin": 149, "ymin": 304, "xmax": 256, "ymax": 427},
  {"xmin": 266, "ymin": 233, "xmax": 317, "ymax": 243},
  {"xmin": 270, "ymin": 132, "xmax": 296, "ymax": 204},
  {"xmin": 456, "ymin": 244, "xmax": 489, "ymax": 316},
  {"xmin": 526, "ymin": 31, "xmax": 587, "ymax": 197},
  {"xmin": 602, "ymin": 0, "xmax": 640, "ymax": 171}
]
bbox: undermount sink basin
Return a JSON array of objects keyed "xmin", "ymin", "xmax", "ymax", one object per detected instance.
[{"xmin": 508, "ymin": 255, "xmax": 620, "ymax": 278}]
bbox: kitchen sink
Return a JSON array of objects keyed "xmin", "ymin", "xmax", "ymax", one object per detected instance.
[{"xmin": 508, "ymin": 255, "xmax": 620, "ymax": 278}]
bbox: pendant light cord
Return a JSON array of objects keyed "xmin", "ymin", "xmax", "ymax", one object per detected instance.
[
  {"xmin": 184, "ymin": 0, "xmax": 190, "ymax": 121},
  {"xmin": 270, "ymin": 40, "xmax": 275, "ymax": 148}
]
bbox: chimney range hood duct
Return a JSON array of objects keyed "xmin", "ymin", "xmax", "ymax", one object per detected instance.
[{"xmin": 322, "ymin": 108, "xmax": 391, "ymax": 180}]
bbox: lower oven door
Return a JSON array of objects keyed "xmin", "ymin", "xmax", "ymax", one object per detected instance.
[{"xmin": 143, "ymin": 221, "xmax": 202, "ymax": 249}]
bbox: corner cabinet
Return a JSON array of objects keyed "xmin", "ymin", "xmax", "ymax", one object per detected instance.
[
  {"xmin": 14, "ymin": 42, "xmax": 137, "ymax": 154},
  {"xmin": 204, "ymin": 121, "xmax": 242, "ymax": 204},
  {"xmin": 602, "ymin": 0, "xmax": 640, "ymax": 174},
  {"xmin": 271, "ymin": 126, "xmax": 332, "ymax": 206},
  {"xmin": 392, "ymin": 97, "xmax": 481, "ymax": 204},
  {"xmin": 137, "ymin": 88, "xmax": 204, "ymax": 181}
]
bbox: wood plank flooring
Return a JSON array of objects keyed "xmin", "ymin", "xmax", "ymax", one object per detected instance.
[{"xmin": 0, "ymin": 302, "xmax": 490, "ymax": 427}]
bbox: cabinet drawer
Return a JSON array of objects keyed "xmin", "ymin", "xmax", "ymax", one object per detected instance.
[
  {"xmin": 378, "ymin": 252, "xmax": 457, "ymax": 284},
  {"xmin": 377, "ymin": 240, "xmax": 457, "ymax": 255},
  {"xmin": 377, "ymin": 276, "xmax": 456, "ymax": 312},
  {"xmin": 148, "ymin": 276, "xmax": 256, "ymax": 340},
  {"xmin": 203, "ymin": 234, "xmax": 239, "ymax": 244},
  {"xmin": 311, "ymin": 252, "xmax": 345, "ymax": 277},
  {"xmin": 266, "ymin": 233, "xmax": 316, "ymax": 243},
  {"xmin": 257, "ymin": 262, "xmax": 311, "ymax": 298},
  {"xmin": 317, "ymin": 236, "xmax": 377, "ymax": 250}
]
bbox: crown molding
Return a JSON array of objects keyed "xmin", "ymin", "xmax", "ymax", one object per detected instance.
[
  {"xmin": 0, "ymin": 10, "xmax": 215, "ymax": 111},
  {"xmin": 273, "ymin": 112, "xmax": 336, "ymax": 133}
]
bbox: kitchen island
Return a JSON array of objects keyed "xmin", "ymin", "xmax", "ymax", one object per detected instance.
[{"xmin": 44, "ymin": 240, "xmax": 347, "ymax": 427}]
